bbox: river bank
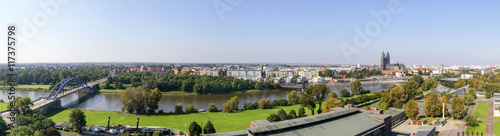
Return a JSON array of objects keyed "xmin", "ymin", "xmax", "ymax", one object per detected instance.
[{"xmin": 99, "ymin": 89, "xmax": 267, "ymax": 95}]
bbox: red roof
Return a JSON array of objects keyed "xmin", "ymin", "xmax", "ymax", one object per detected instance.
[
  {"xmin": 412, "ymin": 68, "xmax": 430, "ymax": 71},
  {"xmin": 147, "ymin": 67, "xmax": 163, "ymax": 71},
  {"xmin": 487, "ymin": 66, "xmax": 496, "ymax": 70}
]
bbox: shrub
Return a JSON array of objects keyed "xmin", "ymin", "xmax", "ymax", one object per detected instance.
[
  {"xmin": 189, "ymin": 122, "xmax": 202, "ymax": 136},
  {"xmin": 154, "ymin": 131, "xmax": 164, "ymax": 136},
  {"xmin": 186, "ymin": 104, "xmax": 197, "ymax": 113},
  {"xmin": 259, "ymin": 98, "xmax": 272, "ymax": 109},
  {"xmin": 267, "ymin": 113, "xmax": 280, "ymax": 122},
  {"xmin": 277, "ymin": 109, "xmax": 287, "ymax": 121},
  {"xmin": 287, "ymin": 109, "xmax": 297, "ymax": 119},
  {"xmin": 298, "ymin": 107, "xmax": 306, "ymax": 117},
  {"xmin": 175, "ymin": 103, "xmax": 183, "ymax": 114},
  {"xmin": 203, "ymin": 121, "xmax": 216, "ymax": 134},
  {"xmin": 244, "ymin": 102, "xmax": 254, "ymax": 110},
  {"xmin": 208, "ymin": 103, "xmax": 218, "ymax": 112},
  {"xmin": 273, "ymin": 99, "xmax": 289, "ymax": 106}
]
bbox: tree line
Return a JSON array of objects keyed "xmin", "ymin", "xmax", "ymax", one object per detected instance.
[{"xmin": 0, "ymin": 66, "xmax": 110, "ymax": 85}]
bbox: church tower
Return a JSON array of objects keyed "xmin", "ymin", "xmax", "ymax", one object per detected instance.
[
  {"xmin": 381, "ymin": 51, "xmax": 386, "ymax": 70},
  {"xmin": 386, "ymin": 51, "xmax": 390, "ymax": 65}
]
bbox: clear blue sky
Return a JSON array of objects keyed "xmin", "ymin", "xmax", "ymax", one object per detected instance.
[{"xmin": 1, "ymin": 0, "xmax": 499, "ymax": 65}]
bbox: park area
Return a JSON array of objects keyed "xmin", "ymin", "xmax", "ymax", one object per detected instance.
[
  {"xmin": 475, "ymin": 103, "xmax": 489, "ymax": 108},
  {"xmin": 495, "ymin": 121, "xmax": 500, "ymax": 136},
  {"xmin": 472, "ymin": 108, "xmax": 489, "ymax": 117},
  {"xmin": 46, "ymin": 104, "xmax": 318, "ymax": 133},
  {"xmin": 0, "ymin": 102, "xmax": 8, "ymax": 111},
  {"xmin": 465, "ymin": 120, "xmax": 486, "ymax": 134}
]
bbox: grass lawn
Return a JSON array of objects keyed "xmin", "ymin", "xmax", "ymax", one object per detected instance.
[
  {"xmin": 99, "ymin": 89, "xmax": 125, "ymax": 93},
  {"xmin": 465, "ymin": 120, "xmax": 486, "ymax": 134},
  {"xmin": 340, "ymin": 92, "xmax": 375, "ymax": 100},
  {"xmin": 16, "ymin": 84, "xmax": 51, "ymax": 89},
  {"xmin": 476, "ymin": 103, "xmax": 489, "ymax": 108},
  {"xmin": 472, "ymin": 108, "xmax": 489, "ymax": 118},
  {"xmin": 495, "ymin": 117, "xmax": 500, "ymax": 120},
  {"xmin": 422, "ymin": 89, "xmax": 430, "ymax": 93},
  {"xmin": 46, "ymin": 104, "xmax": 320, "ymax": 133},
  {"xmin": 495, "ymin": 121, "xmax": 500, "ymax": 136},
  {"xmin": 0, "ymin": 102, "xmax": 8, "ymax": 111}
]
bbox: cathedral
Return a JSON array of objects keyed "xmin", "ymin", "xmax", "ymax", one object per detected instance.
[{"xmin": 381, "ymin": 51, "xmax": 405, "ymax": 70}]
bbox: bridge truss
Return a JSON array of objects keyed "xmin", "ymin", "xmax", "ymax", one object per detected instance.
[{"xmin": 46, "ymin": 78, "xmax": 89, "ymax": 100}]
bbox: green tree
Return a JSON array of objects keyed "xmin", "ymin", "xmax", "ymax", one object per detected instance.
[
  {"xmin": 464, "ymin": 114, "xmax": 479, "ymax": 127},
  {"xmin": 454, "ymin": 79, "xmax": 466, "ymax": 89},
  {"xmin": 154, "ymin": 130, "xmax": 164, "ymax": 136},
  {"xmin": 340, "ymin": 88, "xmax": 349, "ymax": 97},
  {"xmin": 424, "ymin": 93, "xmax": 442, "ymax": 117},
  {"xmin": 321, "ymin": 98, "xmax": 344, "ymax": 113},
  {"xmin": 10, "ymin": 126, "xmax": 35, "ymax": 136},
  {"xmin": 351, "ymin": 79, "xmax": 363, "ymax": 95},
  {"xmin": 329, "ymin": 91, "xmax": 338, "ymax": 99},
  {"xmin": 421, "ymin": 78, "xmax": 436, "ymax": 91},
  {"xmin": 402, "ymin": 81, "xmax": 421, "ymax": 100},
  {"xmin": 188, "ymin": 121, "xmax": 202, "ymax": 136},
  {"xmin": 34, "ymin": 130, "xmax": 44, "ymax": 136},
  {"xmin": 466, "ymin": 88, "xmax": 477, "ymax": 99},
  {"xmin": 175, "ymin": 103, "xmax": 183, "ymax": 114},
  {"xmin": 464, "ymin": 94, "xmax": 474, "ymax": 106},
  {"xmin": 69, "ymin": 109, "xmax": 86, "ymax": 133},
  {"xmin": 299, "ymin": 87, "xmax": 316, "ymax": 115},
  {"xmin": 119, "ymin": 86, "xmax": 148, "ymax": 113},
  {"xmin": 312, "ymin": 84, "xmax": 329, "ymax": 114},
  {"xmin": 298, "ymin": 107, "xmax": 306, "ymax": 117},
  {"xmin": 410, "ymin": 75, "xmax": 424, "ymax": 86},
  {"xmin": 405, "ymin": 99, "xmax": 419, "ymax": 120},
  {"xmin": 0, "ymin": 118, "xmax": 8, "ymax": 136},
  {"xmin": 231, "ymin": 96, "xmax": 239, "ymax": 110},
  {"xmin": 146, "ymin": 88, "xmax": 162, "ymax": 113},
  {"xmin": 8, "ymin": 96, "xmax": 33, "ymax": 115},
  {"xmin": 203, "ymin": 121, "xmax": 216, "ymax": 134},
  {"xmin": 450, "ymin": 95, "xmax": 466, "ymax": 119},
  {"xmin": 288, "ymin": 90, "xmax": 298, "ymax": 105}
]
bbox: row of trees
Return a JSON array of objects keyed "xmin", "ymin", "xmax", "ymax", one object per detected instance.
[
  {"xmin": 267, "ymin": 108, "xmax": 306, "ymax": 122},
  {"xmin": 338, "ymin": 69, "xmax": 382, "ymax": 79},
  {"xmin": 188, "ymin": 121, "xmax": 216, "ymax": 136},
  {"xmin": 110, "ymin": 71, "xmax": 280, "ymax": 94},
  {"xmin": 1, "ymin": 66, "xmax": 110, "ymax": 85}
]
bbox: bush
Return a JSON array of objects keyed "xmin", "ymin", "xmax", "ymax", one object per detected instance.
[
  {"xmin": 259, "ymin": 98, "xmax": 272, "ymax": 109},
  {"xmin": 175, "ymin": 103, "xmax": 183, "ymax": 114},
  {"xmin": 277, "ymin": 109, "xmax": 287, "ymax": 121},
  {"xmin": 287, "ymin": 109, "xmax": 297, "ymax": 119},
  {"xmin": 189, "ymin": 122, "xmax": 202, "ymax": 136},
  {"xmin": 203, "ymin": 121, "xmax": 216, "ymax": 134},
  {"xmin": 267, "ymin": 113, "xmax": 280, "ymax": 122},
  {"xmin": 208, "ymin": 103, "xmax": 218, "ymax": 112},
  {"xmin": 186, "ymin": 104, "xmax": 197, "ymax": 113},
  {"xmin": 244, "ymin": 102, "xmax": 255, "ymax": 110},
  {"xmin": 273, "ymin": 98, "xmax": 289, "ymax": 106},
  {"xmin": 298, "ymin": 107, "xmax": 306, "ymax": 117}
]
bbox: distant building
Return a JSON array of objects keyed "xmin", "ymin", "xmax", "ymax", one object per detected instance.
[
  {"xmin": 430, "ymin": 84, "xmax": 468, "ymax": 97},
  {"xmin": 381, "ymin": 51, "xmax": 405, "ymax": 70}
]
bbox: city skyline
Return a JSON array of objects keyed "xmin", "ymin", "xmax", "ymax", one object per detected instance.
[{"xmin": 1, "ymin": 0, "xmax": 499, "ymax": 65}]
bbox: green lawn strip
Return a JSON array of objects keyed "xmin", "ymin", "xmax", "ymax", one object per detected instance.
[
  {"xmin": 47, "ymin": 104, "xmax": 321, "ymax": 133},
  {"xmin": 422, "ymin": 89, "xmax": 430, "ymax": 93},
  {"xmin": 495, "ymin": 121, "xmax": 500, "ymax": 136},
  {"xmin": 16, "ymin": 84, "xmax": 51, "ymax": 89},
  {"xmin": 99, "ymin": 89, "xmax": 125, "ymax": 93},
  {"xmin": 472, "ymin": 108, "xmax": 488, "ymax": 118},
  {"xmin": 465, "ymin": 120, "xmax": 486, "ymax": 134},
  {"xmin": 476, "ymin": 103, "xmax": 489, "ymax": 108},
  {"xmin": 495, "ymin": 117, "xmax": 500, "ymax": 121},
  {"xmin": 0, "ymin": 102, "xmax": 8, "ymax": 111},
  {"xmin": 340, "ymin": 92, "xmax": 375, "ymax": 101}
]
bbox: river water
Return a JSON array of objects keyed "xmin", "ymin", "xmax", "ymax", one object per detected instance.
[{"xmin": 0, "ymin": 82, "xmax": 401, "ymax": 112}]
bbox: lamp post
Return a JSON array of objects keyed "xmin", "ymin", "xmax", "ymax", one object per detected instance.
[
  {"xmin": 107, "ymin": 117, "xmax": 110, "ymax": 129},
  {"xmin": 136, "ymin": 118, "xmax": 139, "ymax": 132}
]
